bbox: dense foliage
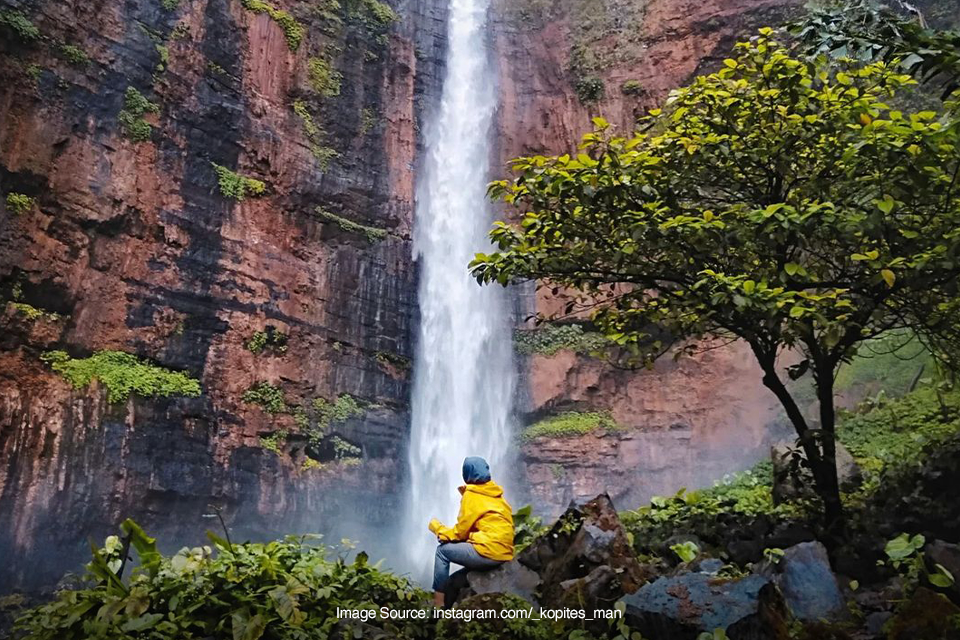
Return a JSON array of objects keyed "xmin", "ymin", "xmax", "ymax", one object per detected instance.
[
  {"xmin": 14, "ymin": 522, "xmax": 428, "ymax": 640},
  {"xmin": 514, "ymin": 323, "xmax": 610, "ymax": 357},
  {"xmin": 620, "ymin": 387, "xmax": 960, "ymax": 559},
  {"xmin": 40, "ymin": 350, "xmax": 201, "ymax": 404},
  {"xmin": 473, "ymin": 31, "xmax": 960, "ymax": 530}
]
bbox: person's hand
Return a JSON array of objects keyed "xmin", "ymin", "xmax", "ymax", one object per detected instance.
[{"xmin": 428, "ymin": 518, "xmax": 442, "ymax": 534}]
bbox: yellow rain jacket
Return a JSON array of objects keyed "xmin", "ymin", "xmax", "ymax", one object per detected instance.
[{"xmin": 428, "ymin": 481, "xmax": 514, "ymax": 561}]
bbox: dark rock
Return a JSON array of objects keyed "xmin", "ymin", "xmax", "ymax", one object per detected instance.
[
  {"xmin": 887, "ymin": 587, "xmax": 960, "ymax": 640},
  {"xmin": 767, "ymin": 542, "xmax": 849, "ymax": 623},
  {"xmin": 695, "ymin": 558, "xmax": 725, "ymax": 574},
  {"xmin": 728, "ymin": 538, "xmax": 766, "ymax": 565},
  {"xmin": 766, "ymin": 522, "xmax": 816, "ymax": 550},
  {"xmin": 622, "ymin": 572, "xmax": 788, "ymax": 640},
  {"xmin": 865, "ymin": 611, "xmax": 894, "ymax": 637},
  {"xmin": 464, "ymin": 561, "xmax": 541, "ymax": 605},
  {"xmin": 518, "ymin": 494, "xmax": 651, "ymax": 607},
  {"xmin": 926, "ymin": 540, "xmax": 960, "ymax": 593}
]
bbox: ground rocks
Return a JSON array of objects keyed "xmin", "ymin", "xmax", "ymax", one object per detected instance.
[
  {"xmin": 764, "ymin": 541, "xmax": 849, "ymax": 623},
  {"xmin": 456, "ymin": 494, "xmax": 651, "ymax": 611},
  {"xmin": 622, "ymin": 574, "xmax": 789, "ymax": 640}
]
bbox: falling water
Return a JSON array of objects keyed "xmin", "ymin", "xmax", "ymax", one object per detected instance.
[{"xmin": 402, "ymin": 0, "xmax": 515, "ymax": 581}]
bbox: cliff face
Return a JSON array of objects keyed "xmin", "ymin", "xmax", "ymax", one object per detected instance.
[
  {"xmin": 490, "ymin": 0, "xmax": 802, "ymax": 515},
  {"xmin": 0, "ymin": 0, "xmax": 451, "ymax": 590},
  {"xmin": 0, "ymin": 0, "xmax": 819, "ymax": 592}
]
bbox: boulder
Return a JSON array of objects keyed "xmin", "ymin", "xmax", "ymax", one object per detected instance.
[
  {"xmin": 887, "ymin": 587, "xmax": 960, "ymax": 640},
  {"xmin": 764, "ymin": 541, "xmax": 849, "ymax": 623},
  {"xmin": 622, "ymin": 573, "xmax": 789, "ymax": 640},
  {"xmin": 463, "ymin": 560, "xmax": 541, "ymax": 605},
  {"xmin": 459, "ymin": 494, "xmax": 651, "ymax": 610}
]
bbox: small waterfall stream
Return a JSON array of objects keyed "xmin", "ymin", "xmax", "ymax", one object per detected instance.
[{"xmin": 402, "ymin": 0, "xmax": 516, "ymax": 581}]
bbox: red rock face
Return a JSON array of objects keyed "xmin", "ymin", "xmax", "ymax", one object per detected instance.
[
  {"xmin": 0, "ymin": 0, "xmax": 451, "ymax": 590},
  {"xmin": 489, "ymin": 0, "xmax": 802, "ymax": 515},
  {"xmin": 0, "ymin": 0, "xmax": 828, "ymax": 590}
]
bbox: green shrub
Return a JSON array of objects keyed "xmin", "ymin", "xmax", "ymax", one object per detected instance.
[
  {"xmin": 575, "ymin": 76, "xmax": 604, "ymax": 103},
  {"xmin": 211, "ymin": 163, "xmax": 266, "ymax": 200},
  {"xmin": 242, "ymin": 381, "xmax": 288, "ymax": 414},
  {"xmin": 41, "ymin": 350, "xmax": 201, "ymax": 403},
  {"xmin": 620, "ymin": 79, "xmax": 643, "ymax": 95},
  {"xmin": 260, "ymin": 429, "xmax": 288, "ymax": 454},
  {"xmin": 8, "ymin": 302, "xmax": 60, "ymax": 321},
  {"xmin": 5, "ymin": 192, "xmax": 34, "ymax": 215},
  {"xmin": 292, "ymin": 100, "xmax": 339, "ymax": 168},
  {"xmin": 246, "ymin": 328, "xmax": 288, "ymax": 354},
  {"xmin": 118, "ymin": 87, "xmax": 158, "ymax": 142},
  {"xmin": 58, "ymin": 44, "xmax": 89, "ymax": 66},
  {"xmin": 514, "ymin": 323, "xmax": 609, "ymax": 356},
  {"xmin": 161, "ymin": 0, "xmax": 180, "ymax": 10},
  {"xmin": 315, "ymin": 207, "xmax": 387, "ymax": 243},
  {"xmin": 307, "ymin": 57, "xmax": 341, "ymax": 97},
  {"xmin": 240, "ymin": 0, "xmax": 304, "ymax": 51},
  {"xmin": 331, "ymin": 435, "xmax": 361, "ymax": 460},
  {"xmin": 308, "ymin": 394, "xmax": 365, "ymax": 445},
  {"xmin": 13, "ymin": 521, "xmax": 428, "ymax": 640},
  {"xmin": 520, "ymin": 411, "xmax": 619, "ymax": 442},
  {"xmin": 0, "ymin": 9, "xmax": 40, "ymax": 41}
]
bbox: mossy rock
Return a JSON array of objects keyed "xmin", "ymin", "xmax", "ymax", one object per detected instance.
[{"xmin": 887, "ymin": 587, "xmax": 960, "ymax": 640}]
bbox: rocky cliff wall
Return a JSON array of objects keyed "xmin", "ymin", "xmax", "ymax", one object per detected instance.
[
  {"xmin": 0, "ymin": 0, "xmax": 451, "ymax": 590},
  {"xmin": 490, "ymin": 0, "xmax": 803, "ymax": 516}
]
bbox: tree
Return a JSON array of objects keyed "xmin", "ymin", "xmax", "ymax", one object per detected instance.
[{"xmin": 471, "ymin": 32, "xmax": 960, "ymax": 534}]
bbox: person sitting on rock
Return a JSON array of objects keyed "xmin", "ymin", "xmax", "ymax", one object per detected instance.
[{"xmin": 428, "ymin": 456, "xmax": 514, "ymax": 607}]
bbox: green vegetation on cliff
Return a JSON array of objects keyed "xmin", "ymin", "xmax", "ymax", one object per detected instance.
[
  {"xmin": 41, "ymin": 350, "xmax": 201, "ymax": 403},
  {"xmin": 521, "ymin": 411, "xmax": 620, "ymax": 442},
  {"xmin": 514, "ymin": 323, "xmax": 609, "ymax": 357},
  {"xmin": 211, "ymin": 163, "xmax": 266, "ymax": 200},
  {"xmin": 118, "ymin": 87, "xmax": 158, "ymax": 142},
  {"xmin": 0, "ymin": 9, "xmax": 40, "ymax": 41},
  {"xmin": 315, "ymin": 207, "xmax": 387, "ymax": 243},
  {"xmin": 240, "ymin": 0, "xmax": 304, "ymax": 51},
  {"xmin": 5, "ymin": 193, "xmax": 34, "ymax": 215}
]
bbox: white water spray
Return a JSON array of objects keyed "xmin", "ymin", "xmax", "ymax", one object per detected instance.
[{"xmin": 402, "ymin": 0, "xmax": 515, "ymax": 581}]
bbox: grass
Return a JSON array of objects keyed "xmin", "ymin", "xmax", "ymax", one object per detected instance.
[
  {"xmin": 520, "ymin": 411, "xmax": 620, "ymax": 441},
  {"xmin": 514, "ymin": 323, "xmax": 609, "ymax": 356}
]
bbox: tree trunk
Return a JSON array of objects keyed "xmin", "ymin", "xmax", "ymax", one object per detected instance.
[
  {"xmin": 814, "ymin": 358, "xmax": 845, "ymax": 539},
  {"xmin": 754, "ymin": 345, "xmax": 845, "ymax": 539}
]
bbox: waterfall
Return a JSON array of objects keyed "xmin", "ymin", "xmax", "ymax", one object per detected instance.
[{"xmin": 402, "ymin": 0, "xmax": 515, "ymax": 582}]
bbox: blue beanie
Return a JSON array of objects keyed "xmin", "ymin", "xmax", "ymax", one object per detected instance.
[{"xmin": 462, "ymin": 456, "xmax": 491, "ymax": 484}]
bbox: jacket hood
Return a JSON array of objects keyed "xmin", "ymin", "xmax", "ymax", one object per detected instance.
[
  {"xmin": 462, "ymin": 456, "xmax": 491, "ymax": 484},
  {"xmin": 460, "ymin": 481, "xmax": 504, "ymax": 498}
]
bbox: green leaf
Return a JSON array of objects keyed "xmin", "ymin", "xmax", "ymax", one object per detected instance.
[
  {"xmin": 784, "ymin": 263, "xmax": 801, "ymax": 276},
  {"xmin": 232, "ymin": 610, "xmax": 267, "ymax": 640},
  {"xmin": 881, "ymin": 269, "xmax": 896, "ymax": 287},
  {"xmin": 877, "ymin": 195, "xmax": 895, "ymax": 214}
]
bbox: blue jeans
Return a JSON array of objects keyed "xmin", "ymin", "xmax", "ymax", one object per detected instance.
[{"xmin": 432, "ymin": 542, "xmax": 503, "ymax": 592}]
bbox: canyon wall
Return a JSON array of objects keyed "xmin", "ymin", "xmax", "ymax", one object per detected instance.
[
  {"xmin": 0, "ymin": 0, "xmax": 449, "ymax": 590},
  {"xmin": 0, "ymin": 0, "xmax": 858, "ymax": 591},
  {"xmin": 490, "ymin": 0, "xmax": 802, "ymax": 516}
]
